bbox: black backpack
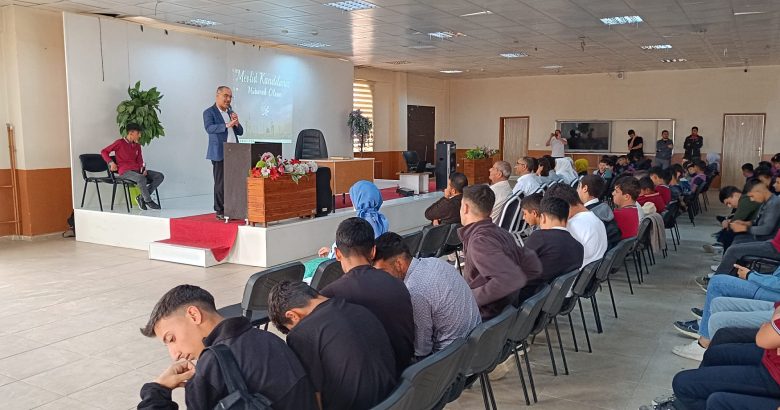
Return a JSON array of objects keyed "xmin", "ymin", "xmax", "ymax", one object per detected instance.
[{"xmin": 208, "ymin": 344, "xmax": 273, "ymax": 410}]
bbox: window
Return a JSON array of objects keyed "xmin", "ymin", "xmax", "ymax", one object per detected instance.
[{"xmin": 352, "ymin": 80, "xmax": 374, "ymax": 152}]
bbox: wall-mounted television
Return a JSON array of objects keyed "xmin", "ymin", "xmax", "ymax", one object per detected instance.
[{"xmin": 557, "ymin": 121, "xmax": 611, "ymax": 152}]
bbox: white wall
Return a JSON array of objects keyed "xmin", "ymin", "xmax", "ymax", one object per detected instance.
[
  {"xmin": 449, "ymin": 66, "xmax": 780, "ymax": 155},
  {"xmin": 64, "ymin": 13, "xmax": 353, "ymax": 206}
]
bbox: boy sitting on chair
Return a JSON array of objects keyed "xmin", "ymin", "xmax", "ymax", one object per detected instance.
[{"xmin": 101, "ymin": 123, "xmax": 164, "ymax": 210}]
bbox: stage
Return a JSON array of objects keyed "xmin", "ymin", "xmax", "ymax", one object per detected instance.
[{"xmin": 74, "ymin": 180, "xmax": 442, "ymax": 268}]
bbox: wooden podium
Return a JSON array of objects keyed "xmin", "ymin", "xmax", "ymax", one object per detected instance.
[{"xmin": 224, "ymin": 142, "xmax": 282, "ymax": 221}]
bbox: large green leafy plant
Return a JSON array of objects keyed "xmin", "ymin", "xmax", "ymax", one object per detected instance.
[
  {"xmin": 116, "ymin": 81, "xmax": 165, "ymax": 146},
  {"xmin": 465, "ymin": 146, "xmax": 499, "ymax": 159}
]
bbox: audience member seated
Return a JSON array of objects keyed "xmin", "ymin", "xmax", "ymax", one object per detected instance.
[
  {"xmin": 743, "ymin": 162, "xmax": 756, "ymax": 185},
  {"xmin": 101, "ymin": 123, "xmax": 164, "ymax": 210},
  {"xmin": 555, "ymin": 157, "xmax": 579, "ymax": 185},
  {"xmin": 772, "ymin": 153, "xmax": 780, "ymax": 177},
  {"xmin": 637, "ymin": 176, "xmax": 667, "ymax": 213},
  {"xmin": 546, "ymin": 183, "xmax": 607, "ymax": 267},
  {"xmin": 593, "ymin": 157, "xmax": 614, "ymax": 180},
  {"xmin": 319, "ymin": 217, "xmax": 414, "ymax": 373},
  {"xmin": 687, "ymin": 160, "xmax": 708, "ymax": 193},
  {"xmin": 578, "ymin": 175, "xmax": 622, "ymax": 249},
  {"xmin": 520, "ymin": 192, "xmax": 543, "ymax": 231},
  {"xmin": 726, "ymin": 180, "xmax": 780, "ymax": 245},
  {"xmin": 137, "ymin": 285, "xmax": 317, "ymax": 410},
  {"xmin": 458, "ymin": 184, "xmax": 543, "ymax": 320},
  {"xmin": 671, "ymin": 164, "xmax": 691, "ymax": 196},
  {"xmin": 373, "ymin": 232, "xmax": 481, "ymax": 359},
  {"xmin": 614, "ymin": 155, "xmax": 632, "ymax": 176},
  {"xmin": 757, "ymin": 166, "xmax": 777, "ymax": 194},
  {"xmin": 649, "ymin": 167, "xmax": 672, "ymax": 204},
  {"xmin": 673, "ymin": 263, "xmax": 780, "ymax": 362},
  {"xmin": 669, "ymin": 307, "xmax": 780, "ymax": 410},
  {"xmin": 513, "ymin": 157, "xmax": 542, "ymax": 196},
  {"xmin": 537, "ymin": 156, "xmax": 561, "ymax": 184},
  {"xmin": 705, "ymin": 186, "xmax": 761, "ymax": 253},
  {"xmin": 520, "ymin": 196, "xmax": 584, "ymax": 301},
  {"xmin": 574, "ymin": 158, "xmax": 589, "ymax": 176},
  {"xmin": 268, "ymin": 281, "xmax": 396, "ymax": 410},
  {"xmin": 318, "ymin": 180, "xmax": 389, "ymax": 258},
  {"xmin": 424, "ymin": 172, "xmax": 468, "ymax": 225},
  {"xmin": 612, "ymin": 176, "xmax": 644, "ymax": 239},
  {"xmin": 488, "ymin": 161, "xmax": 513, "ymax": 223}
]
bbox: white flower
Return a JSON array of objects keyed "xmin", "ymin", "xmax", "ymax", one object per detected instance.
[
  {"xmin": 307, "ymin": 162, "xmax": 318, "ymax": 173},
  {"xmin": 260, "ymin": 167, "xmax": 270, "ymax": 177}
]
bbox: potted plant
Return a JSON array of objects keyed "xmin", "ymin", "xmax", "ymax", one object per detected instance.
[
  {"xmin": 246, "ymin": 153, "xmax": 318, "ymax": 226},
  {"xmin": 116, "ymin": 81, "xmax": 164, "ymax": 146},
  {"xmin": 463, "ymin": 146, "xmax": 499, "ymax": 185},
  {"xmin": 348, "ymin": 109, "xmax": 373, "ymax": 153}
]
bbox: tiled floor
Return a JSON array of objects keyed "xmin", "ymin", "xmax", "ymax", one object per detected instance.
[{"xmin": 0, "ymin": 196, "xmax": 721, "ymax": 409}]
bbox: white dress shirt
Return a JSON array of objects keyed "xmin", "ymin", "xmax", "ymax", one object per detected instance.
[
  {"xmin": 219, "ymin": 108, "xmax": 237, "ymax": 143},
  {"xmin": 512, "ymin": 173, "xmax": 542, "ymax": 197},
  {"xmin": 490, "ymin": 180, "xmax": 513, "ymax": 223}
]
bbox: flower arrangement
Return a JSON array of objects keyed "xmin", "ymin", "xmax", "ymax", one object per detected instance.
[
  {"xmin": 465, "ymin": 146, "xmax": 500, "ymax": 160},
  {"xmin": 249, "ymin": 152, "xmax": 318, "ymax": 183}
]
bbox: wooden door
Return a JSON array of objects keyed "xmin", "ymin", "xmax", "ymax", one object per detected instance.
[
  {"xmin": 407, "ymin": 105, "xmax": 436, "ymax": 163},
  {"xmin": 722, "ymin": 114, "xmax": 766, "ymax": 188},
  {"xmin": 500, "ymin": 117, "xmax": 529, "ymax": 168}
]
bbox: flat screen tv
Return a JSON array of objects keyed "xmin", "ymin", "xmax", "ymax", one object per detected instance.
[{"xmin": 557, "ymin": 121, "xmax": 611, "ymax": 152}]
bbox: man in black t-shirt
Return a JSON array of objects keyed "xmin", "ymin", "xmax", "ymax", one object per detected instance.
[
  {"xmin": 627, "ymin": 129, "xmax": 644, "ymax": 162},
  {"xmin": 320, "ymin": 217, "xmax": 415, "ymax": 374},
  {"xmin": 519, "ymin": 197, "xmax": 584, "ymax": 301},
  {"xmin": 268, "ymin": 281, "xmax": 397, "ymax": 410}
]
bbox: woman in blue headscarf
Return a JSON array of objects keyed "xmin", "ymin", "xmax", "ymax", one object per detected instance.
[{"xmin": 317, "ymin": 180, "xmax": 389, "ymax": 258}]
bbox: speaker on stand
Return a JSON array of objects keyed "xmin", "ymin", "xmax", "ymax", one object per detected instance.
[{"xmin": 435, "ymin": 141, "xmax": 456, "ymax": 191}]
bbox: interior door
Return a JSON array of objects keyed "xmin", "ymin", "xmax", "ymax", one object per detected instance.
[
  {"xmin": 722, "ymin": 114, "xmax": 766, "ymax": 188},
  {"xmin": 501, "ymin": 117, "xmax": 529, "ymax": 170},
  {"xmin": 407, "ymin": 105, "xmax": 436, "ymax": 164}
]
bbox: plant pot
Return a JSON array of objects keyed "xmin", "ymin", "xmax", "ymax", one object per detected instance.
[
  {"xmin": 463, "ymin": 158, "xmax": 493, "ymax": 185},
  {"xmin": 247, "ymin": 175, "xmax": 316, "ymax": 226}
]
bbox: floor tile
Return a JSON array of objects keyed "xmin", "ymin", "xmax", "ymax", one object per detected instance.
[
  {"xmin": 0, "ymin": 345, "xmax": 85, "ymax": 380},
  {"xmin": 0, "ymin": 381, "xmax": 62, "ymax": 410},
  {"xmin": 22, "ymin": 358, "xmax": 130, "ymax": 396}
]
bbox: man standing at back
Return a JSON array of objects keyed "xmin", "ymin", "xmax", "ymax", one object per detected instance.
[
  {"xmin": 683, "ymin": 126, "xmax": 703, "ymax": 162},
  {"xmin": 203, "ymin": 86, "xmax": 243, "ymax": 220},
  {"xmin": 458, "ymin": 184, "xmax": 543, "ymax": 320},
  {"xmin": 488, "ymin": 160, "xmax": 513, "ymax": 223}
]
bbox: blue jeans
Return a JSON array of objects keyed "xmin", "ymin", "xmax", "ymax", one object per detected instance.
[
  {"xmin": 699, "ymin": 275, "xmax": 780, "ymax": 339},
  {"xmin": 708, "ymin": 297, "xmax": 773, "ymax": 338},
  {"xmin": 706, "ymin": 392, "xmax": 780, "ymax": 409},
  {"xmin": 672, "ymin": 343, "xmax": 780, "ymax": 410}
]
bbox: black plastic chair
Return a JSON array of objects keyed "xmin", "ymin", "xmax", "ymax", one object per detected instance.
[
  {"xmin": 403, "ymin": 150, "xmax": 426, "ymax": 173},
  {"xmin": 528, "ymin": 270, "xmax": 580, "ymax": 377},
  {"xmin": 402, "ymin": 231, "xmax": 423, "ymax": 257},
  {"xmin": 417, "ymin": 224, "xmax": 451, "ymax": 258},
  {"xmin": 628, "ymin": 218, "xmax": 654, "ymax": 285},
  {"xmin": 111, "ymin": 157, "xmax": 162, "ymax": 212},
  {"xmin": 79, "ymin": 154, "xmax": 126, "ymax": 212},
  {"xmin": 662, "ymin": 200, "xmax": 681, "ymax": 251},
  {"xmin": 370, "ymin": 380, "xmax": 414, "ymax": 410},
  {"xmin": 396, "ymin": 337, "xmax": 470, "ymax": 410},
  {"xmin": 558, "ymin": 260, "xmax": 602, "ymax": 354},
  {"xmin": 505, "ymin": 285, "xmax": 551, "ymax": 404},
  {"xmin": 310, "ymin": 259, "xmax": 344, "ymax": 290},
  {"xmin": 437, "ymin": 224, "xmax": 463, "ymax": 275},
  {"xmin": 594, "ymin": 238, "xmax": 635, "ymax": 330},
  {"xmin": 217, "ymin": 261, "xmax": 305, "ymax": 328}
]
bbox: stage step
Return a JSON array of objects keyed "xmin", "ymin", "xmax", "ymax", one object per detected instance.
[{"xmin": 149, "ymin": 241, "xmax": 225, "ymax": 268}]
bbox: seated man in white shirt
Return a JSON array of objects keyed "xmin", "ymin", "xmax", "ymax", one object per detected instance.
[
  {"xmin": 489, "ymin": 160, "xmax": 513, "ymax": 223},
  {"xmin": 545, "ymin": 183, "xmax": 608, "ymax": 268},
  {"xmin": 512, "ymin": 157, "xmax": 542, "ymax": 197}
]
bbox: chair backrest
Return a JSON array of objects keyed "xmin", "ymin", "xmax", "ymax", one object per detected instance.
[
  {"xmin": 506, "ymin": 284, "xmax": 551, "ymax": 343},
  {"xmin": 399, "ymin": 337, "xmax": 469, "ymax": 410},
  {"xmin": 402, "ymin": 231, "xmax": 423, "ymax": 257},
  {"xmin": 370, "ymin": 380, "xmax": 415, "ymax": 410},
  {"xmin": 463, "ymin": 306, "xmax": 517, "ymax": 375},
  {"xmin": 635, "ymin": 218, "xmax": 653, "ymax": 248},
  {"xmin": 295, "ymin": 129, "xmax": 328, "ymax": 159},
  {"xmin": 310, "ymin": 259, "xmax": 344, "ymax": 290},
  {"xmin": 436, "ymin": 224, "xmax": 463, "ymax": 257},
  {"xmin": 240, "ymin": 262, "xmax": 305, "ymax": 320},
  {"xmin": 79, "ymin": 154, "xmax": 109, "ymax": 178},
  {"xmin": 529, "ymin": 270, "xmax": 579, "ymax": 336},
  {"xmin": 417, "ymin": 224, "xmax": 451, "ymax": 258},
  {"xmin": 594, "ymin": 237, "xmax": 635, "ymax": 281},
  {"xmin": 571, "ymin": 259, "xmax": 602, "ymax": 296},
  {"xmin": 498, "ymin": 194, "xmax": 522, "ymax": 230},
  {"xmin": 663, "ymin": 200, "xmax": 680, "ymax": 227},
  {"xmin": 403, "ymin": 151, "xmax": 420, "ymax": 172}
]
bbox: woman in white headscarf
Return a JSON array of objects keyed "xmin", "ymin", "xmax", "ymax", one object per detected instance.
[{"xmin": 555, "ymin": 157, "xmax": 579, "ymax": 185}]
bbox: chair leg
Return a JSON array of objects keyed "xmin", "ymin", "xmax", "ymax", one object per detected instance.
[
  {"xmin": 607, "ymin": 276, "xmax": 618, "ymax": 318},
  {"xmin": 455, "ymin": 251, "xmax": 463, "ymax": 276},
  {"xmin": 578, "ymin": 299, "xmax": 593, "ymax": 352},
  {"xmin": 478, "ymin": 374, "xmax": 491, "ymax": 410},
  {"xmin": 94, "ymin": 181, "xmax": 103, "ymax": 211},
  {"xmin": 513, "ymin": 347, "xmax": 531, "ymax": 405},
  {"xmin": 80, "ymin": 180, "xmax": 88, "ymax": 208},
  {"xmin": 623, "ymin": 259, "xmax": 635, "ymax": 294},
  {"xmin": 123, "ymin": 184, "xmax": 131, "ymax": 212},
  {"xmin": 567, "ymin": 313, "xmax": 578, "ymax": 352},
  {"xmin": 110, "ymin": 184, "xmax": 117, "ymax": 211},
  {"xmin": 155, "ymin": 189, "xmax": 161, "ymax": 207},
  {"xmin": 590, "ymin": 296, "xmax": 603, "ymax": 333},
  {"xmin": 522, "ymin": 342, "xmax": 538, "ymax": 403},
  {"xmin": 635, "ymin": 252, "xmax": 644, "ymax": 284},
  {"xmin": 544, "ymin": 326, "xmax": 558, "ymax": 376},
  {"xmin": 484, "ymin": 373, "xmax": 498, "ymax": 410},
  {"xmin": 553, "ymin": 317, "xmax": 569, "ymax": 375}
]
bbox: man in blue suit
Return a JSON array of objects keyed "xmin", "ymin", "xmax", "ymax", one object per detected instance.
[{"xmin": 203, "ymin": 86, "xmax": 243, "ymax": 219}]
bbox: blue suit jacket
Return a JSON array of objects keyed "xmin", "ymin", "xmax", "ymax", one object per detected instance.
[{"xmin": 203, "ymin": 104, "xmax": 244, "ymax": 161}]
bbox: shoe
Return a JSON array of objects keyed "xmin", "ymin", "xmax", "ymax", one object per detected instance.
[
  {"xmin": 216, "ymin": 213, "xmax": 224, "ymax": 220},
  {"xmin": 707, "ymin": 272, "xmax": 714, "ymax": 279},
  {"xmin": 673, "ymin": 320, "xmax": 700, "ymax": 339},
  {"xmin": 488, "ymin": 356, "xmax": 514, "ymax": 381},
  {"xmin": 146, "ymin": 200, "xmax": 161, "ymax": 210},
  {"xmin": 695, "ymin": 276, "xmax": 709, "ymax": 291},
  {"xmin": 710, "ymin": 264, "xmax": 719, "ymax": 272},
  {"xmin": 648, "ymin": 394, "xmax": 679, "ymax": 410},
  {"xmin": 672, "ymin": 340, "xmax": 705, "ymax": 361},
  {"xmin": 703, "ymin": 244, "xmax": 715, "ymax": 253},
  {"xmin": 136, "ymin": 194, "xmax": 147, "ymax": 210},
  {"xmin": 691, "ymin": 307, "xmax": 703, "ymax": 319}
]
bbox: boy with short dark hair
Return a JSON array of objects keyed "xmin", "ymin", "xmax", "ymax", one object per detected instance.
[
  {"xmin": 649, "ymin": 167, "xmax": 672, "ymax": 204},
  {"xmin": 637, "ymin": 176, "xmax": 666, "ymax": 213},
  {"xmin": 520, "ymin": 192, "xmax": 543, "ymax": 228},
  {"xmin": 612, "ymin": 176, "xmax": 643, "ymax": 239}
]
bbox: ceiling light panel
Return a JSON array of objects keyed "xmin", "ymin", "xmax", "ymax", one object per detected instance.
[
  {"xmin": 297, "ymin": 42, "xmax": 331, "ymax": 48},
  {"xmin": 600, "ymin": 15, "xmax": 643, "ymax": 25},
  {"xmin": 500, "ymin": 52, "xmax": 528, "ymax": 58},
  {"xmin": 661, "ymin": 58, "xmax": 687, "ymax": 63},
  {"xmin": 324, "ymin": 1, "xmax": 377, "ymax": 12},
  {"xmin": 641, "ymin": 44, "xmax": 673, "ymax": 50},
  {"xmin": 440, "ymin": 70, "xmax": 463, "ymax": 73},
  {"xmin": 177, "ymin": 18, "xmax": 220, "ymax": 28}
]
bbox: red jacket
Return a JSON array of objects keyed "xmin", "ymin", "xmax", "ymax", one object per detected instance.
[{"xmin": 101, "ymin": 138, "xmax": 144, "ymax": 175}]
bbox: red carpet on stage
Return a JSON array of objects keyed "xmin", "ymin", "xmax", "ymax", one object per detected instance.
[
  {"xmin": 334, "ymin": 181, "xmax": 438, "ymax": 209},
  {"xmin": 159, "ymin": 213, "xmax": 241, "ymax": 262}
]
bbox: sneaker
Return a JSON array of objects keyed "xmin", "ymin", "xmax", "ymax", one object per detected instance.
[
  {"xmin": 702, "ymin": 244, "xmax": 715, "ymax": 253},
  {"xmin": 707, "ymin": 272, "xmax": 714, "ymax": 279},
  {"xmin": 648, "ymin": 394, "xmax": 679, "ymax": 410},
  {"xmin": 146, "ymin": 200, "xmax": 161, "ymax": 210},
  {"xmin": 710, "ymin": 264, "xmax": 719, "ymax": 272},
  {"xmin": 672, "ymin": 340, "xmax": 705, "ymax": 361},
  {"xmin": 673, "ymin": 320, "xmax": 699, "ymax": 339},
  {"xmin": 488, "ymin": 356, "xmax": 514, "ymax": 381},
  {"xmin": 216, "ymin": 213, "xmax": 224, "ymax": 220},
  {"xmin": 136, "ymin": 194, "xmax": 147, "ymax": 210},
  {"xmin": 695, "ymin": 276, "xmax": 709, "ymax": 291},
  {"xmin": 691, "ymin": 307, "xmax": 703, "ymax": 319}
]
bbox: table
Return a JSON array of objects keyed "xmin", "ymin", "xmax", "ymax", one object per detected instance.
[
  {"xmin": 399, "ymin": 172, "xmax": 430, "ymax": 194},
  {"xmin": 313, "ymin": 158, "xmax": 375, "ymax": 195}
]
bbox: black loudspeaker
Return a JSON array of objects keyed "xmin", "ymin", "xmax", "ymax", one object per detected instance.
[
  {"xmin": 315, "ymin": 167, "xmax": 333, "ymax": 217},
  {"xmin": 435, "ymin": 141, "xmax": 457, "ymax": 190}
]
